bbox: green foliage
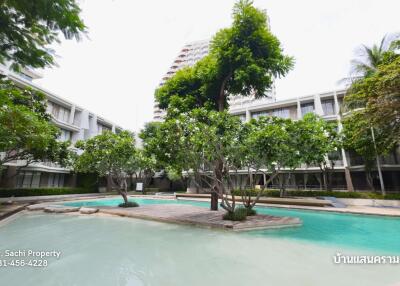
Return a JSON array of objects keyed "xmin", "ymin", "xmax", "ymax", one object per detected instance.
[
  {"xmin": 223, "ymin": 207, "xmax": 248, "ymax": 221},
  {"xmin": 0, "ymin": 188, "xmax": 95, "ymax": 198},
  {"xmin": 244, "ymin": 116, "xmax": 302, "ymax": 172},
  {"xmin": 140, "ymin": 109, "xmax": 243, "ymax": 182},
  {"xmin": 0, "ymin": 0, "xmax": 86, "ymax": 70},
  {"xmin": 118, "ymin": 201, "xmax": 139, "ymax": 208},
  {"xmin": 0, "ymin": 79, "xmax": 71, "ymax": 168},
  {"xmin": 74, "ymin": 131, "xmax": 136, "ymax": 178},
  {"xmin": 155, "ymin": 0, "xmax": 293, "ymax": 114},
  {"xmin": 245, "ymin": 208, "xmax": 257, "ymax": 216},
  {"xmin": 345, "ymin": 56, "xmax": 400, "ymax": 145},
  {"xmin": 143, "ymin": 188, "xmax": 160, "ymax": 193},
  {"xmin": 348, "ymin": 34, "xmax": 399, "ymax": 79}
]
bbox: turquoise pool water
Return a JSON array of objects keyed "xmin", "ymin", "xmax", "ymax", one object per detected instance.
[
  {"xmin": 65, "ymin": 198, "xmax": 400, "ymax": 254},
  {"xmin": 2, "ymin": 213, "xmax": 399, "ymax": 286}
]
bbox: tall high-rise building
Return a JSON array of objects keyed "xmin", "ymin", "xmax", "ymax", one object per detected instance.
[{"xmin": 153, "ymin": 40, "xmax": 210, "ymax": 121}]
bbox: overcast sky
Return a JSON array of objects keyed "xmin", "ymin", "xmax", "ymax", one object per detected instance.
[{"xmin": 36, "ymin": 0, "xmax": 400, "ymax": 133}]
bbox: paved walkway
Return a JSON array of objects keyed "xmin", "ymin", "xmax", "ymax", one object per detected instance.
[
  {"xmin": 95, "ymin": 204, "xmax": 301, "ymax": 231},
  {"xmin": 0, "ymin": 203, "xmax": 29, "ymax": 220},
  {"xmin": 0, "ymin": 192, "xmax": 125, "ymax": 203}
]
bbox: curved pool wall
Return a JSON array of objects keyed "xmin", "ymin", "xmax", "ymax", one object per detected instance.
[
  {"xmin": 63, "ymin": 198, "xmax": 400, "ymax": 254},
  {"xmin": 0, "ymin": 213, "xmax": 399, "ymax": 286}
]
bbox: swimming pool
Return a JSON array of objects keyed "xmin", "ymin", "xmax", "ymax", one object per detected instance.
[
  {"xmin": 0, "ymin": 211, "xmax": 399, "ymax": 286},
  {"xmin": 64, "ymin": 197, "xmax": 400, "ymax": 254}
]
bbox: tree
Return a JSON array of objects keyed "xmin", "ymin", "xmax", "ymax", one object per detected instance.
[
  {"xmin": 296, "ymin": 113, "xmax": 341, "ymax": 191},
  {"xmin": 0, "ymin": 0, "xmax": 86, "ymax": 71},
  {"xmin": 342, "ymin": 112, "xmax": 393, "ymax": 191},
  {"xmin": 73, "ymin": 131, "xmax": 137, "ymax": 205},
  {"xmin": 348, "ymin": 34, "xmax": 399, "ymax": 79},
  {"xmin": 0, "ymin": 79, "xmax": 70, "ymax": 170},
  {"xmin": 238, "ymin": 116, "xmax": 302, "ymax": 209},
  {"xmin": 124, "ymin": 149, "xmax": 156, "ymax": 191},
  {"xmin": 155, "ymin": 0, "xmax": 293, "ymax": 210},
  {"xmin": 142, "ymin": 109, "xmax": 244, "ymax": 213},
  {"xmin": 343, "ymin": 35, "xmax": 399, "ymax": 194},
  {"xmin": 346, "ymin": 56, "xmax": 400, "ymax": 141}
]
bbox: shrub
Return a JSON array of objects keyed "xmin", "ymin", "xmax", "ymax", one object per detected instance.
[
  {"xmin": 223, "ymin": 207, "xmax": 248, "ymax": 221},
  {"xmin": 118, "ymin": 201, "xmax": 139, "ymax": 208},
  {"xmin": 143, "ymin": 187, "xmax": 159, "ymax": 194},
  {"xmin": 0, "ymin": 188, "xmax": 96, "ymax": 198},
  {"xmin": 245, "ymin": 208, "xmax": 257, "ymax": 216}
]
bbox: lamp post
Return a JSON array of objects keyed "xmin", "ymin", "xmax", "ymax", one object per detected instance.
[{"xmin": 370, "ymin": 127, "xmax": 385, "ymax": 195}]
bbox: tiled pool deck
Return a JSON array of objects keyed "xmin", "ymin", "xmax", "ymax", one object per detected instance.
[{"xmin": 97, "ymin": 204, "xmax": 302, "ymax": 231}]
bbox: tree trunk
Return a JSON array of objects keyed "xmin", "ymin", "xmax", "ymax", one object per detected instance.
[
  {"xmin": 322, "ymin": 170, "xmax": 328, "ymax": 191},
  {"xmin": 366, "ymin": 171, "xmax": 375, "ymax": 191},
  {"xmin": 120, "ymin": 190, "xmax": 128, "ymax": 204},
  {"xmin": 211, "ymin": 158, "xmax": 224, "ymax": 211},
  {"xmin": 211, "ymin": 76, "xmax": 231, "ymax": 211}
]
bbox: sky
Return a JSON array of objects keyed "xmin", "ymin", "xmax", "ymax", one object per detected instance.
[{"xmin": 36, "ymin": 0, "xmax": 400, "ymax": 133}]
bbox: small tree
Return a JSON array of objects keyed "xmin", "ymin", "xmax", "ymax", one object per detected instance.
[
  {"xmin": 0, "ymin": 79, "xmax": 70, "ymax": 171},
  {"xmin": 74, "ymin": 131, "xmax": 137, "ymax": 205},
  {"xmin": 296, "ymin": 113, "xmax": 341, "ymax": 191},
  {"xmin": 125, "ymin": 149, "xmax": 156, "ymax": 191},
  {"xmin": 238, "ymin": 116, "xmax": 302, "ymax": 210}
]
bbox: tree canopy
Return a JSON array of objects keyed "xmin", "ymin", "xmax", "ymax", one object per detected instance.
[
  {"xmin": 155, "ymin": 0, "xmax": 293, "ymax": 115},
  {"xmin": 0, "ymin": 0, "xmax": 86, "ymax": 71},
  {"xmin": 74, "ymin": 131, "xmax": 137, "ymax": 203},
  {"xmin": 0, "ymin": 79, "xmax": 70, "ymax": 169}
]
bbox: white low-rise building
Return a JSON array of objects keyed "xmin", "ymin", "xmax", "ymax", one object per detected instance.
[{"xmin": 0, "ymin": 65, "xmax": 123, "ymax": 189}]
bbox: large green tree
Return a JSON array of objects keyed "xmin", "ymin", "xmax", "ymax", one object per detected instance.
[
  {"xmin": 0, "ymin": 79, "xmax": 70, "ymax": 170},
  {"xmin": 74, "ymin": 131, "xmax": 137, "ymax": 205},
  {"xmin": 342, "ymin": 112, "xmax": 393, "ymax": 192},
  {"xmin": 155, "ymin": 0, "xmax": 293, "ymax": 210},
  {"xmin": 344, "ymin": 36, "xmax": 399, "ymax": 193},
  {"xmin": 0, "ymin": 0, "xmax": 86, "ymax": 71}
]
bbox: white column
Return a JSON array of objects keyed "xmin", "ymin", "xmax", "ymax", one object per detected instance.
[
  {"xmin": 69, "ymin": 105, "xmax": 76, "ymax": 125},
  {"xmin": 333, "ymin": 91, "xmax": 340, "ymax": 115},
  {"xmin": 297, "ymin": 99, "xmax": 302, "ymax": 119},
  {"xmin": 314, "ymin": 94, "xmax": 324, "ymax": 116},
  {"xmin": 245, "ymin": 109, "xmax": 251, "ymax": 122}
]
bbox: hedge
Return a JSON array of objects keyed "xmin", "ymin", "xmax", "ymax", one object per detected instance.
[
  {"xmin": 0, "ymin": 188, "xmax": 97, "ymax": 198},
  {"xmin": 231, "ymin": 189, "xmax": 400, "ymax": 200}
]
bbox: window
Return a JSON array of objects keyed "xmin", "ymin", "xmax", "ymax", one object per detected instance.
[
  {"xmin": 321, "ymin": 99, "xmax": 335, "ymax": 115},
  {"xmin": 58, "ymin": 129, "xmax": 71, "ymax": 142},
  {"xmin": 47, "ymin": 102, "xmax": 70, "ymax": 122},
  {"xmin": 48, "ymin": 173, "xmax": 65, "ymax": 187},
  {"xmin": 98, "ymin": 124, "xmax": 111, "ymax": 134},
  {"xmin": 301, "ymin": 102, "xmax": 314, "ymax": 116},
  {"xmin": 272, "ymin": 108, "xmax": 290, "ymax": 119},
  {"xmin": 251, "ymin": 110, "xmax": 269, "ymax": 119},
  {"xmin": 235, "ymin": 114, "xmax": 246, "ymax": 122},
  {"xmin": 16, "ymin": 172, "xmax": 41, "ymax": 188}
]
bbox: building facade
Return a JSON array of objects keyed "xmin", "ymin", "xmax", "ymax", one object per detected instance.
[
  {"xmin": 154, "ymin": 41, "xmax": 400, "ymax": 192},
  {"xmin": 0, "ymin": 65, "xmax": 123, "ymax": 189}
]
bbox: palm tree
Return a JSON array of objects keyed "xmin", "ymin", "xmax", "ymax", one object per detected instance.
[{"xmin": 350, "ymin": 34, "xmax": 399, "ymax": 78}]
